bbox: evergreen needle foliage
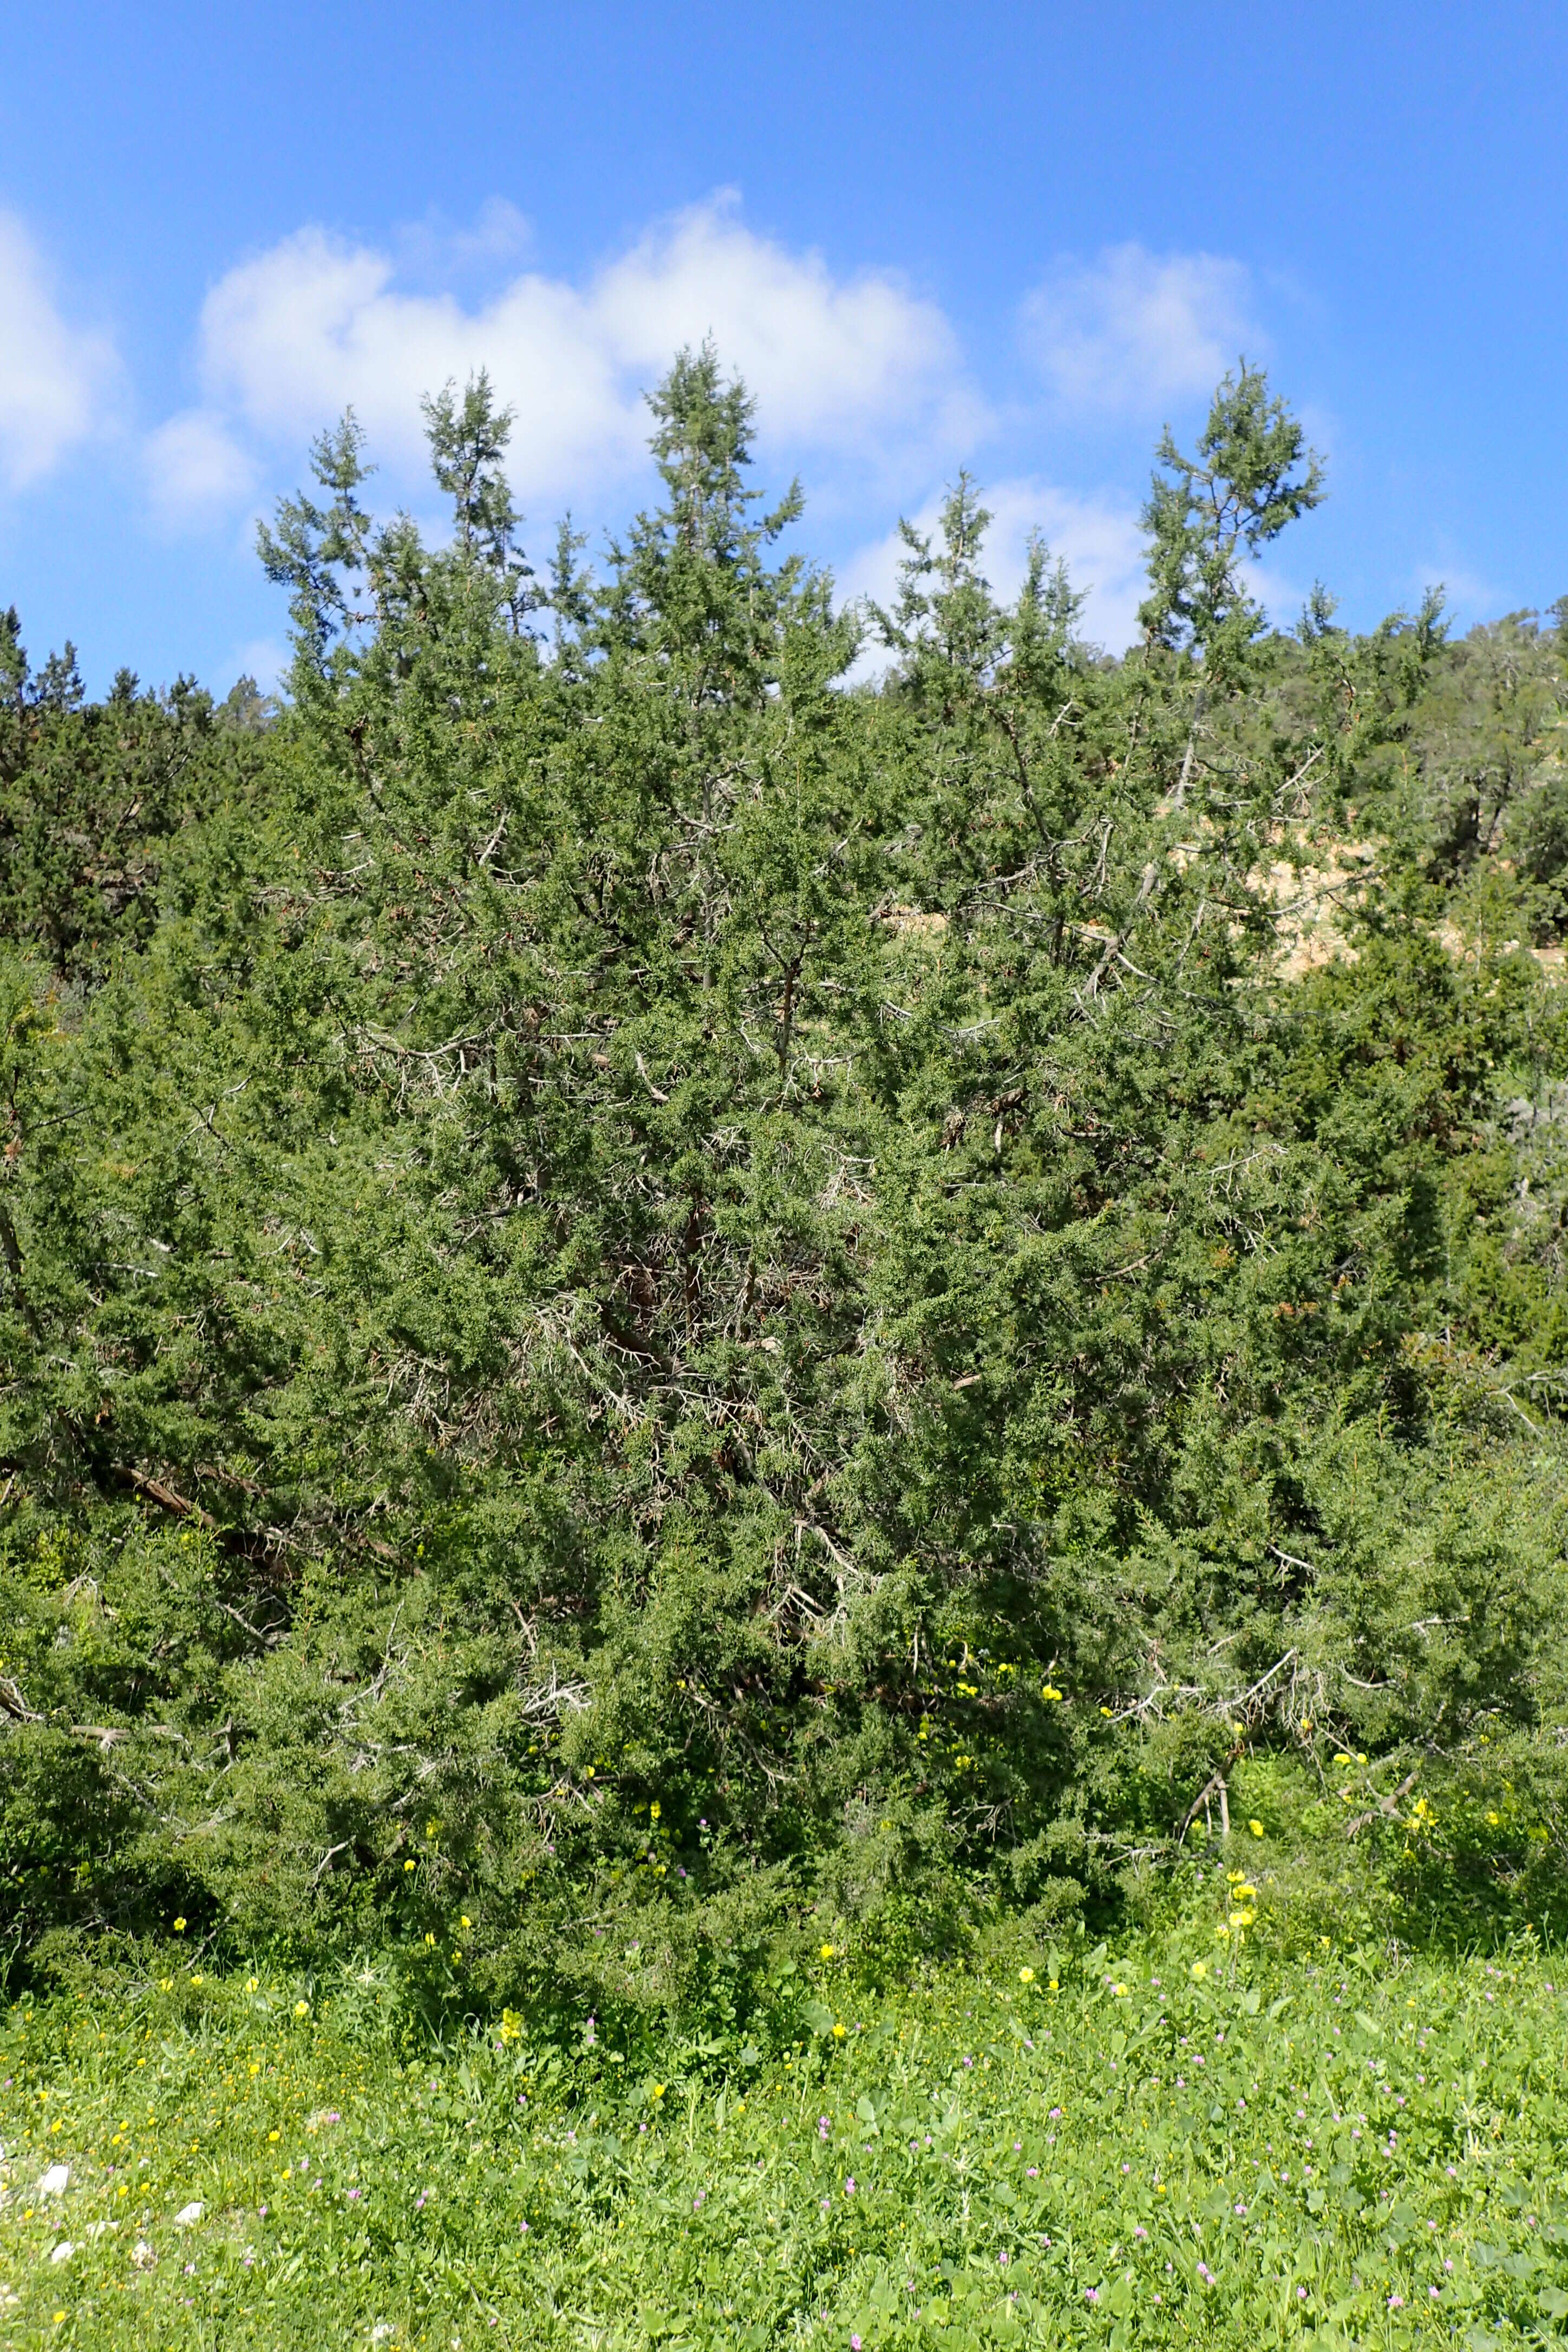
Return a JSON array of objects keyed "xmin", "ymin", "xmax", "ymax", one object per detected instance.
[{"xmin": 3, "ymin": 354, "xmax": 1568, "ymax": 2017}]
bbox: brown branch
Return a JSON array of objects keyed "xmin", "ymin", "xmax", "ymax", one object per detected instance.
[
  {"xmin": 1345, "ymin": 1769, "xmax": 1420, "ymax": 1840},
  {"xmin": 1082, "ymin": 861, "xmax": 1158, "ymax": 1001},
  {"xmin": 1178, "ymin": 1770, "xmax": 1227, "ymax": 1840}
]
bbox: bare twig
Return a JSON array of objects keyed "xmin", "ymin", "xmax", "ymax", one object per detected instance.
[{"xmin": 311, "ymin": 1840, "xmax": 350, "ymax": 1884}]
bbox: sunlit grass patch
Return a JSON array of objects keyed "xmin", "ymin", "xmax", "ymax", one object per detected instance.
[{"xmin": 2, "ymin": 1939, "xmax": 1565, "ymax": 2345}]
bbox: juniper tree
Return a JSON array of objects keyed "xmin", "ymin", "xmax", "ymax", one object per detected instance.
[
  {"xmin": 4, "ymin": 357, "xmax": 1568, "ymax": 2003},
  {"xmin": 1139, "ymin": 361, "xmax": 1324, "ymax": 683}
]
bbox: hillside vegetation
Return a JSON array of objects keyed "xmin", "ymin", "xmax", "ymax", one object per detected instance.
[{"xmin": 3, "ymin": 353, "xmax": 1568, "ymax": 2024}]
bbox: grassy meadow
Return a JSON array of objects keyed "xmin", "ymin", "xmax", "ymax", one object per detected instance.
[{"xmin": 3, "ymin": 1917, "xmax": 1565, "ymax": 2349}]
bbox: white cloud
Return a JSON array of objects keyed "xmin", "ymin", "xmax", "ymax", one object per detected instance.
[
  {"xmin": 589, "ymin": 197, "xmax": 965, "ymax": 448},
  {"xmin": 1413, "ymin": 562, "xmax": 1501, "ymax": 625},
  {"xmin": 840, "ymin": 477, "xmax": 1149, "ymax": 658},
  {"xmin": 0, "ymin": 212, "xmax": 116, "ymax": 489},
  {"xmin": 1022, "ymin": 243, "xmax": 1261, "ymax": 416},
  {"xmin": 225, "ymin": 636, "xmax": 290, "ymax": 695},
  {"xmin": 171, "ymin": 195, "xmax": 971, "ymax": 518},
  {"xmin": 1021, "ymin": 484, "xmax": 1149, "ymax": 649},
  {"xmin": 394, "ymin": 197, "xmax": 535, "ymax": 283},
  {"xmin": 144, "ymin": 409, "xmax": 257, "ymax": 524}
]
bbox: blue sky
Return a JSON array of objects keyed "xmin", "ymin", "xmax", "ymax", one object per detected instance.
[{"xmin": 2, "ymin": 0, "xmax": 1565, "ymax": 695}]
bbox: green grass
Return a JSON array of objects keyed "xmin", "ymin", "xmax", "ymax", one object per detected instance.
[{"xmin": 2, "ymin": 1931, "xmax": 1566, "ymax": 2349}]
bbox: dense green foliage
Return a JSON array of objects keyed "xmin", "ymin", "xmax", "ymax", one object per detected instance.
[
  {"xmin": 4, "ymin": 351, "xmax": 1568, "ymax": 2010},
  {"xmin": 4, "ymin": 1929, "xmax": 1567, "ymax": 2347}
]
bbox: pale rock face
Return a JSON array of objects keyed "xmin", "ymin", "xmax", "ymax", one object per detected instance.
[
  {"xmin": 49, "ymin": 2241, "xmax": 75, "ymax": 2264},
  {"xmin": 38, "ymin": 2164, "xmax": 70, "ymax": 2197},
  {"xmin": 132, "ymin": 2240, "xmax": 156, "ymax": 2270},
  {"xmin": 174, "ymin": 2200, "xmax": 204, "ymax": 2225}
]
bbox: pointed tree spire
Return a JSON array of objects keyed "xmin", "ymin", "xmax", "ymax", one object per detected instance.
[
  {"xmin": 420, "ymin": 370, "xmax": 539, "ymax": 633},
  {"xmin": 604, "ymin": 341, "xmax": 812, "ymax": 702},
  {"xmin": 1139, "ymin": 362, "xmax": 1324, "ymax": 680}
]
